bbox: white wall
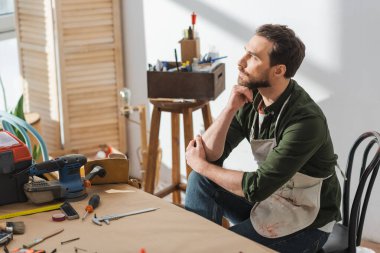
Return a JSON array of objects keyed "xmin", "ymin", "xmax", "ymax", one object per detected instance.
[
  {"xmin": 121, "ymin": 0, "xmax": 149, "ymax": 179},
  {"xmin": 123, "ymin": 0, "xmax": 380, "ymax": 242}
]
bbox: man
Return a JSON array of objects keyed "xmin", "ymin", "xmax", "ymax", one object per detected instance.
[{"xmin": 185, "ymin": 24, "xmax": 341, "ymax": 253}]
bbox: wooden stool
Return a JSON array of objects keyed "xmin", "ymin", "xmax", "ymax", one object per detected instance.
[{"xmin": 144, "ymin": 99, "xmax": 213, "ymax": 204}]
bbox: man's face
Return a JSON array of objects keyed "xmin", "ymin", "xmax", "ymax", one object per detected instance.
[{"xmin": 237, "ymin": 35, "xmax": 273, "ymax": 89}]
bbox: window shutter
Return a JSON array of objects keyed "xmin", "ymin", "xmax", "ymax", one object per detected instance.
[{"xmin": 15, "ymin": 0, "xmax": 127, "ymax": 156}]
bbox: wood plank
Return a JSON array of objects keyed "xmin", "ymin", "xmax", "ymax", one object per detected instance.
[
  {"xmin": 183, "ymin": 108, "xmax": 194, "ymax": 178},
  {"xmin": 62, "ymin": 13, "xmax": 113, "ymax": 24},
  {"xmin": 20, "ymin": 30, "xmax": 47, "ymax": 41},
  {"xmin": 61, "ymin": 2, "xmax": 112, "ymax": 11},
  {"xmin": 20, "ymin": 36, "xmax": 47, "ymax": 46},
  {"xmin": 65, "ymin": 79, "xmax": 116, "ymax": 90},
  {"xmin": 144, "ymin": 106, "xmax": 161, "ymax": 193},
  {"xmin": 18, "ymin": 8, "xmax": 46, "ymax": 17},
  {"xmin": 64, "ymin": 49, "xmax": 113, "ymax": 60},
  {"xmin": 171, "ymin": 113, "xmax": 181, "ymax": 204},
  {"xmin": 66, "ymin": 70, "xmax": 116, "ymax": 81},
  {"xmin": 62, "ymin": 0, "xmax": 111, "ymax": 5},
  {"xmin": 19, "ymin": 20, "xmax": 46, "ymax": 30},
  {"xmin": 19, "ymin": 42, "xmax": 48, "ymax": 53},
  {"xmin": 18, "ymin": 13, "xmax": 46, "ymax": 23},
  {"xmin": 18, "ymin": 2, "xmax": 47, "ymax": 12},
  {"xmin": 63, "ymin": 30, "xmax": 113, "ymax": 41},
  {"xmin": 112, "ymin": 0, "xmax": 127, "ymax": 153},
  {"xmin": 65, "ymin": 62, "xmax": 115, "ymax": 74},
  {"xmin": 64, "ymin": 37, "xmax": 114, "ymax": 47},
  {"xmin": 64, "ymin": 24, "xmax": 113, "ymax": 35},
  {"xmin": 62, "ymin": 8, "xmax": 112, "ymax": 18},
  {"xmin": 70, "ymin": 123, "xmax": 117, "ymax": 135},
  {"xmin": 20, "ymin": 26, "xmax": 47, "ymax": 36},
  {"xmin": 68, "ymin": 106, "xmax": 117, "ymax": 118},
  {"xmin": 68, "ymin": 96, "xmax": 117, "ymax": 107},
  {"xmin": 65, "ymin": 73, "xmax": 115, "ymax": 83},
  {"xmin": 62, "ymin": 19, "xmax": 113, "ymax": 29},
  {"xmin": 63, "ymin": 43, "xmax": 115, "ymax": 54},
  {"xmin": 68, "ymin": 118, "xmax": 118, "ymax": 129},
  {"xmin": 66, "ymin": 55, "xmax": 114, "ymax": 66},
  {"xmin": 66, "ymin": 86, "xmax": 116, "ymax": 96}
]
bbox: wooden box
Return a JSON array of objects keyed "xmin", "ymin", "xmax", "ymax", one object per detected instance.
[{"xmin": 147, "ymin": 63, "xmax": 225, "ymax": 100}]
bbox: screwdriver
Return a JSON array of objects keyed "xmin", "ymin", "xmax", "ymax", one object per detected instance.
[{"xmin": 82, "ymin": 194, "xmax": 100, "ymax": 221}]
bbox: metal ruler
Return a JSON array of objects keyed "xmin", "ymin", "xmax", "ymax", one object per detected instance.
[{"xmin": 0, "ymin": 203, "xmax": 63, "ymax": 220}]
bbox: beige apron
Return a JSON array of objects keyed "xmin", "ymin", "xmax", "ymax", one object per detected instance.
[{"xmin": 249, "ymin": 96, "xmax": 331, "ymax": 238}]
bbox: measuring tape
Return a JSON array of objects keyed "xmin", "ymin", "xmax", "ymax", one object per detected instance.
[{"xmin": 0, "ymin": 203, "xmax": 63, "ymax": 220}]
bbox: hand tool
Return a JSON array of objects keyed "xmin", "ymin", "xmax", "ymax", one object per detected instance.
[
  {"xmin": 23, "ymin": 228, "xmax": 64, "ymax": 249},
  {"xmin": 60, "ymin": 201, "xmax": 79, "ymax": 220},
  {"xmin": 82, "ymin": 194, "xmax": 100, "ymax": 221},
  {"xmin": 174, "ymin": 49, "xmax": 180, "ymax": 72},
  {"xmin": 60, "ymin": 237, "xmax": 79, "ymax": 245},
  {"xmin": 0, "ymin": 203, "xmax": 62, "ymax": 220},
  {"xmin": 191, "ymin": 12, "xmax": 197, "ymax": 34},
  {"xmin": 0, "ymin": 221, "xmax": 25, "ymax": 234},
  {"xmin": 0, "ymin": 231, "xmax": 13, "ymax": 246},
  {"xmin": 92, "ymin": 207, "xmax": 158, "ymax": 226},
  {"xmin": 24, "ymin": 154, "xmax": 106, "ymax": 204}
]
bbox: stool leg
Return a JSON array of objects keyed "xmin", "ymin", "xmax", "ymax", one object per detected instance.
[
  {"xmin": 201, "ymin": 102, "xmax": 213, "ymax": 129},
  {"xmin": 171, "ymin": 113, "xmax": 181, "ymax": 204},
  {"xmin": 144, "ymin": 106, "xmax": 161, "ymax": 193},
  {"xmin": 183, "ymin": 108, "xmax": 194, "ymax": 178}
]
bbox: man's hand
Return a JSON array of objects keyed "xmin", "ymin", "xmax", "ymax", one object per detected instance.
[
  {"xmin": 227, "ymin": 85, "xmax": 253, "ymax": 111},
  {"xmin": 186, "ymin": 135, "xmax": 208, "ymax": 174}
]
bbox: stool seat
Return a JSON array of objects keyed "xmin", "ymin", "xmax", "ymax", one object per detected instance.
[
  {"xmin": 144, "ymin": 99, "xmax": 213, "ymax": 204},
  {"xmin": 149, "ymin": 100, "xmax": 209, "ymax": 113}
]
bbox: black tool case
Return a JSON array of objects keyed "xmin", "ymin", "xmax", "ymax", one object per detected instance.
[{"xmin": 0, "ymin": 130, "xmax": 32, "ymax": 205}]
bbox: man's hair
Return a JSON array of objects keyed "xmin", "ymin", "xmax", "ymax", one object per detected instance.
[{"xmin": 256, "ymin": 24, "xmax": 305, "ymax": 78}]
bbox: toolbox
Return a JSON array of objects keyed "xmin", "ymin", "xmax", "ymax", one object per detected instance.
[
  {"xmin": 0, "ymin": 131, "xmax": 32, "ymax": 205},
  {"xmin": 147, "ymin": 63, "xmax": 225, "ymax": 100}
]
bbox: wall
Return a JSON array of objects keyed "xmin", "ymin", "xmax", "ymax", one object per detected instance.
[
  {"xmin": 0, "ymin": 38, "xmax": 21, "ymax": 111},
  {"xmin": 122, "ymin": 0, "xmax": 380, "ymax": 242},
  {"xmin": 121, "ymin": 1, "xmax": 149, "ymax": 179}
]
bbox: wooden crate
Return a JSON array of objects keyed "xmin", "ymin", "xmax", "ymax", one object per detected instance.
[{"xmin": 147, "ymin": 63, "xmax": 225, "ymax": 100}]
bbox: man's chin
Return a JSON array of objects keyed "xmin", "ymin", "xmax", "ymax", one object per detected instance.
[
  {"xmin": 237, "ymin": 77, "xmax": 270, "ymax": 89},
  {"xmin": 247, "ymin": 81, "xmax": 271, "ymax": 89},
  {"xmin": 237, "ymin": 77, "xmax": 249, "ymax": 87}
]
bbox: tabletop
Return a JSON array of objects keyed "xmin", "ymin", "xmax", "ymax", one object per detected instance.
[{"xmin": 0, "ymin": 184, "xmax": 275, "ymax": 253}]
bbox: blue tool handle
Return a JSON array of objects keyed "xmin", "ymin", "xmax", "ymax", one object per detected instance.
[{"xmin": 29, "ymin": 154, "xmax": 87, "ymax": 175}]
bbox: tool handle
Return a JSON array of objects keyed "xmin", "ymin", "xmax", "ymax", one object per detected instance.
[
  {"xmin": 87, "ymin": 194, "xmax": 100, "ymax": 212},
  {"xmin": 23, "ymin": 228, "xmax": 64, "ymax": 249}
]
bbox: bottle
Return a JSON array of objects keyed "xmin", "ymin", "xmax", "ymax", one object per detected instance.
[{"xmin": 192, "ymin": 58, "xmax": 200, "ymax": 72}]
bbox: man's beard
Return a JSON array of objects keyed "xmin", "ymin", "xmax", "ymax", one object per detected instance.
[{"xmin": 238, "ymin": 72, "xmax": 271, "ymax": 89}]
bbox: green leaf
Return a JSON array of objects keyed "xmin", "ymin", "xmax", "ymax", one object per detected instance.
[
  {"xmin": 11, "ymin": 95, "xmax": 25, "ymax": 120},
  {"xmin": 32, "ymin": 144, "xmax": 42, "ymax": 161},
  {"xmin": 9, "ymin": 95, "xmax": 26, "ymax": 142}
]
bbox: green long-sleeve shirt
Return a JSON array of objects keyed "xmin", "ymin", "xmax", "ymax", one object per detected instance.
[{"xmin": 215, "ymin": 80, "xmax": 341, "ymax": 229}]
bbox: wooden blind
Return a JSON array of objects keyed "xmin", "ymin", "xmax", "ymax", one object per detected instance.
[
  {"xmin": 15, "ymin": 0, "xmax": 61, "ymax": 151},
  {"xmin": 15, "ymin": 0, "xmax": 127, "ymax": 156}
]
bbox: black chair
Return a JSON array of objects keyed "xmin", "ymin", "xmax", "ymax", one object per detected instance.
[{"xmin": 320, "ymin": 131, "xmax": 380, "ymax": 253}]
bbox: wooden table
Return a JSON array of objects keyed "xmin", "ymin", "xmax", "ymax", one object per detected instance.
[{"xmin": 0, "ymin": 184, "xmax": 274, "ymax": 253}]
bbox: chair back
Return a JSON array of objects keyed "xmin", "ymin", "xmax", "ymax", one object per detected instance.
[
  {"xmin": 343, "ymin": 131, "xmax": 380, "ymax": 252},
  {"xmin": 0, "ymin": 111, "xmax": 49, "ymax": 161}
]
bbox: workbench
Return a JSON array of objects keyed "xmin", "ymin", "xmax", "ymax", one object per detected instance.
[{"xmin": 0, "ymin": 184, "xmax": 274, "ymax": 253}]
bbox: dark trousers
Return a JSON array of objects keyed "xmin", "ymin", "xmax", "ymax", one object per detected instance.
[{"xmin": 185, "ymin": 171, "xmax": 329, "ymax": 253}]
